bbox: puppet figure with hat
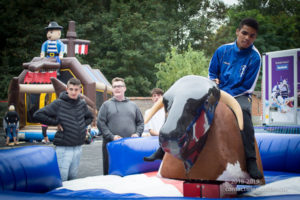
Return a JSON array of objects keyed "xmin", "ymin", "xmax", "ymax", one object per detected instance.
[{"xmin": 40, "ymin": 21, "xmax": 65, "ymax": 64}]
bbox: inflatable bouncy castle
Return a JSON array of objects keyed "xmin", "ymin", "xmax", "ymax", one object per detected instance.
[{"xmin": 6, "ymin": 21, "xmax": 112, "ymax": 141}]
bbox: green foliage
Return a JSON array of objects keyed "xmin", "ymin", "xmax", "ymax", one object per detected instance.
[
  {"xmin": 155, "ymin": 45, "xmax": 209, "ymax": 91},
  {"xmin": 0, "ymin": 101, "xmax": 8, "ymax": 129},
  {"xmin": 81, "ymin": 0, "xmax": 226, "ymax": 96},
  {"xmin": 91, "ymin": 1, "xmax": 168, "ymax": 96}
]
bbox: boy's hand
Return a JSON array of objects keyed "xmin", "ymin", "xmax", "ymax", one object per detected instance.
[
  {"xmin": 213, "ymin": 78, "xmax": 220, "ymax": 84},
  {"xmin": 113, "ymin": 135, "xmax": 122, "ymax": 141},
  {"xmin": 57, "ymin": 124, "xmax": 63, "ymax": 131},
  {"xmin": 131, "ymin": 133, "xmax": 139, "ymax": 137}
]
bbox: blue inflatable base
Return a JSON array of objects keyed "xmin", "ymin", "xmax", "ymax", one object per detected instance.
[
  {"xmin": 0, "ymin": 146, "xmax": 62, "ymax": 193},
  {"xmin": 107, "ymin": 136, "xmax": 161, "ymax": 176},
  {"xmin": 1, "ymin": 190, "xmax": 300, "ymax": 200}
]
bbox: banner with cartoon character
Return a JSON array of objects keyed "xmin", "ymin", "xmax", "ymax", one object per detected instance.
[{"xmin": 263, "ymin": 49, "xmax": 299, "ymax": 125}]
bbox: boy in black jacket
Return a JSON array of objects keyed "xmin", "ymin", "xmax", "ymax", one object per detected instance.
[{"xmin": 34, "ymin": 78, "xmax": 93, "ymax": 181}]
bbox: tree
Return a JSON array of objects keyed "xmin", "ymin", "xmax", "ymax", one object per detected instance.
[
  {"xmin": 155, "ymin": 45, "xmax": 209, "ymax": 91},
  {"xmin": 84, "ymin": 1, "xmax": 171, "ymax": 96},
  {"xmin": 82, "ymin": 0, "xmax": 226, "ymax": 96}
]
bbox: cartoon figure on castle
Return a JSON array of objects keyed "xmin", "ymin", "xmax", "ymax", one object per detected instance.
[{"xmin": 41, "ymin": 21, "xmax": 65, "ymax": 63}]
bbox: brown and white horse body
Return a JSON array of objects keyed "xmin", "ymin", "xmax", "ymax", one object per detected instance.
[
  {"xmin": 159, "ymin": 102, "xmax": 264, "ymax": 184},
  {"xmin": 145, "ymin": 75, "xmax": 264, "ymax": 184}
]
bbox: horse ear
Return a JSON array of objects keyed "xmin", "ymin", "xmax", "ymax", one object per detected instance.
[
  {"xmin": 219, "ymin": 90, "xmax": 244, "ymax": 130},
  {"xmin": 144, "ymin": 97, "xmax": 163, "ymax": 124}
]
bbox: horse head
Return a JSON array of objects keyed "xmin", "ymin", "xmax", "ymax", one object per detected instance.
[{"xmin": 145, "ymin": 75, "xmax": 243, "ymax": 171}]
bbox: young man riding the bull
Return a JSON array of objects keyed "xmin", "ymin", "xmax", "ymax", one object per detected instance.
[
  {"xmin": 145, "ymin": 18, "xmax": 262, "ymax": 180},
  {"xmin": 208, "ymin": 18, "xmax": 262, "ymax": 179}
]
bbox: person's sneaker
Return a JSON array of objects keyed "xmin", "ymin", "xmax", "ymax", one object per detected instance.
[{"xmin": 42, "ymin": 139, "xmax": 46, "ymax": 144}]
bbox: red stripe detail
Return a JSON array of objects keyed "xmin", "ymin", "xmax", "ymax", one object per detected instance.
[
  {"xmin": 78, "ymin": 45, "xmax": 82, "ymax": 54},
  {"xmin": 84, "ymin": 45, "xmax": 88, "ymax": 54},
  {"xmin": 195, "ymin": 111, "xmax": 205, "ymax": 139}
]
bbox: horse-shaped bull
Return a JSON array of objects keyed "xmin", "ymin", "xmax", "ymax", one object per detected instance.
[{"xmin": 145, "ymin": 75, "xmax": 264, "ymax": 184}]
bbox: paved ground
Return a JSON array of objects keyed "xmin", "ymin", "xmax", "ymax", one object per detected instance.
[
  {"xmin": 77, "ymin": 138, "xmax": 103, "ymax": 178},
  {"xmin": 0, "ymin": 131, "xmax": 104, "ymax": 179}
]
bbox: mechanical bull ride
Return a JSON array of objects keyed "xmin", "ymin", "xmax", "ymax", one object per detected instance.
[{"xmin": 145, "ymin": 75, "xmax": 264, "ymax": 184}]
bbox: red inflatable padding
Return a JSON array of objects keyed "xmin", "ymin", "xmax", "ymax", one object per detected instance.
[{"xmin": 24, "ymin": 71, "xmax": 57, "ymax": 84}]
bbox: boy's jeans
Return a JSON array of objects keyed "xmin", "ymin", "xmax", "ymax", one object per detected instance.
[
  {"xmin": 56, "ymin": 145, "xmax": 82, "ymax": 181},
  {"xmin": 6, "ymin": 123, "xmax": 17, "ymax": 138}
]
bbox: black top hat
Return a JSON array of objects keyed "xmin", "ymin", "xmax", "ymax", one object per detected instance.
[{"xmin": 45, "ymin": 21, "xmax": 63, "ymax": 30}]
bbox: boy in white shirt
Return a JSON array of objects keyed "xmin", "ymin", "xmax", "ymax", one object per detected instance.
[{"xmin": 143, "ymin": 88, "xmax": 165, "ymax": 136}]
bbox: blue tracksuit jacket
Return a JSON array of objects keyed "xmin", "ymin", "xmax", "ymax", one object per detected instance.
[{"xmin": 208, "ymin": 41, "xmax": 261, "ymax": 97}]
